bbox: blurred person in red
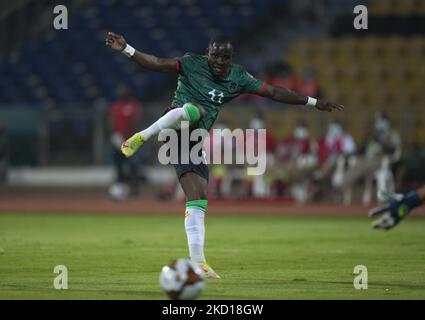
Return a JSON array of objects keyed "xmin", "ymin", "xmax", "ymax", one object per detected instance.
[
  {"xmin": 268, "ymin": 62, "xmax": 298, "ymax": 91},
  {"xmin": 108, "ymin": 84, "xmax": 143, "ymax": 200},
  {"xmin": 275, "ymin": 120, "xmax": 318, "ymax": 202},
  {"xmin": 314, "ymin": 120, "xmax": 357, "ymax": 201},
  {"xmin": 316, "ymin": 120, "xmax": 357, "ymax": 177},
  {"xmin": 297, "ymin": 68, "xmax": 320, "ymax": 98},
  {"xmin": 236, "ymin": 62, "xmax": 298, "ymax": 106}
]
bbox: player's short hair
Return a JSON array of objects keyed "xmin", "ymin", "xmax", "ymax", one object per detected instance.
[{"xmin": 209, "ymin": 35, "xmax": 233, "ymax": 48}]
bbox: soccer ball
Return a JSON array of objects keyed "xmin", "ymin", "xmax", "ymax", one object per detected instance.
[
  {"xmin": 108, "ymin": 182, "xmax": 129, "ymax": 201},
  {"xmin": 159, "ymin": 258, "xmax": 205, "ymax": 300}
]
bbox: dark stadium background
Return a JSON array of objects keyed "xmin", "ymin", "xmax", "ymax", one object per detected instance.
[{"xmin": 1, "ymin": 0, "xmax": 424, "ymax": 209}]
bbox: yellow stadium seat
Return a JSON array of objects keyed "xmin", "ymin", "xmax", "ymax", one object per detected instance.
[
  {"xmin": 417, "ymin": 0, "xmax": 425, "ymax": 14},
  {"xmin": 393, "ymin": 0, "xmax": 416, "ymax": 15},
  {"xmin": 369, "ymin": 0, "xmax": 392, "ymax": 16},
  {"xmin": 283, "ymin": 36, "xmax": 425, "ymax": 115}
]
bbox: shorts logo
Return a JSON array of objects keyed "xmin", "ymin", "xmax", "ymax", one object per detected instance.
[
  {"xmin": 185, "ymin": 210, "xmax": 190, "ymax": 218},
  {"xmin": 228, "ymin": 81, "xmax": 238, "ymax": 93}
]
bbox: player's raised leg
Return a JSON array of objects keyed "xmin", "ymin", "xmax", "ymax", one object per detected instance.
[
  {"xmin": 180, "ymin": 172, "xmax": 221, "ymax": 279},
  {"xmin": 121, "ymin": 102, "xmax": 202, "ymax": 157}
]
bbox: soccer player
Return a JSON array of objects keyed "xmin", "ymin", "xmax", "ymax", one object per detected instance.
[
  {"xmin": 105, "ymin": 32, "xmax": 344, "ymax": 278},
  {"xmin": 369, "ymin": 185, "xmax": 425, "ymax": 230}
]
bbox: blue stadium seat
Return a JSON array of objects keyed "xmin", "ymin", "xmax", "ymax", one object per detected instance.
[{"xmin": 0, "ymin": 0, "xmax": 283, "ymax": 108}]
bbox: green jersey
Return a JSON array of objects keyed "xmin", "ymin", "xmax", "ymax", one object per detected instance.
[{"xmin": 172, "ymin": 52, "xmax": 265, "ymax": 131}]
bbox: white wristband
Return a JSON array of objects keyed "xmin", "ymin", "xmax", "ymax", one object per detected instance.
[
  {"xmin": 306, "ymin": 97, "xmax": 317, "ymax": 107},
  {"xmin": 122, "ymin": 44, "xmax": 135, "ymax": 58}
]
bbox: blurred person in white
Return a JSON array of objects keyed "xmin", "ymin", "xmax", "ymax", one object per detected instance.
[
  {"xmin": 275, "ymin": 120, "xmax": 318, "ymax": 203},
  {"xmin": 243, "ymin": 117, "xmax": 277, "ymax": 198},
  {"xmin": 108, "ymin": 84, "xmax": 143, "ymax": 200},
  {"xmin": 314, "ymin": 120, "xmax": 357, "ymax": 201},
  {"xmin": 203, "ymin": 122, "xmax": 233, "ymax": 198},
  {"xmin": 0, "ymin": 123, "xmax": 9, "ymax": 184},
  {"xmin": 335, "ymin": 112, "xmax": 402, "ymax": 205}
]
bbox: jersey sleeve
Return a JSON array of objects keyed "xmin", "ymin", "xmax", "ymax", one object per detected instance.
[
  {"xmin": 240, "ymin": 68, "xmax": 266, "ymax": 94},
  {"xmin": 175, "ymin": 52, "xmax": 196, "ymax": 76}
]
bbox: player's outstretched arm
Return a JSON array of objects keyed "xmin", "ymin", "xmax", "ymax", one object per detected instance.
[
  {"xmin": 368, "ymin": 185, "xmax": 425, "ymax": 230},
  {"xmin": 105, "ymin": 31, "xmax": 176, "ymax": 73},
  {"xmin": 258, "ymin": 83, "xmax": 344, "ymax": 112}
]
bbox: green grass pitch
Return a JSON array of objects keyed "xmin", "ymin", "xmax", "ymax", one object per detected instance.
[{"xmin": 0, "ymin": 213, "xmax": 424, "ymax": 299}]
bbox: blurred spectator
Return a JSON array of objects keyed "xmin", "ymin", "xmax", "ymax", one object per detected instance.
[
  {"xmin": 0, "ymin": 123, "xmax": 9, "ymax": 184},
  {"xmin": 275, "ymin": 120, "xmax": 318, "ymax": 202},
  {"xmin": 314, "ymin": 120, "xmax": 357, "ymax": 201},
  {"xmin": 267, "ymin": 62, "xmax": 299, "ymax": 91},
  {"xmin": 243, "ymin": 116, "xmax": 277, "ymax": 198},
  {"xmin": 108, "ymin": 84, "xmax": 144, "ymax": 200},
  {"xmin": 316, "ymin": 120, "xmax": 357, "ymax": 178},
  {"xmin": 236, "ymin": 61, "xmax": 298, "ymax": 106},
  {"xmin": 205, "ymin": 122, "xmax": 233, "ymax": 198},
  {"xmin": 335, "ymin": 112, "xmax": 402, "ymax": 205},
  {"xmin": 366, "ymin": 112, "xmax": 402, "ymax": 164},
  {"xmin": 297, "ymin": 68, "xmax": 320, "ymax": 98}
]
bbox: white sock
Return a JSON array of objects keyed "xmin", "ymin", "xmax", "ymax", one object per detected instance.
[
  {"xmin": 139, "ymin": 107, "xmax": 189, "ymax": 141},
  {"xmin": 184, "ymin": 207, "xmax": 206, "ymax": 263}
]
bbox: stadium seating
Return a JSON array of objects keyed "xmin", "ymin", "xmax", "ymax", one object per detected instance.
[
  {"xmin": 0, "ymin": 0, "xmax": 281, "ymax": 107},
  {"xmin": 369, "ymin": 0, "xmax": 425, "ymax": 16},
  {"xmin": 285, "ymin": 36, "xmax": 425, "ymax": 113}
]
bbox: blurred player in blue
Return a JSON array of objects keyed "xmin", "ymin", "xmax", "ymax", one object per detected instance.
[{"xmin": 369, "ymin": 185, "xmax": 425, "ymax": 230}]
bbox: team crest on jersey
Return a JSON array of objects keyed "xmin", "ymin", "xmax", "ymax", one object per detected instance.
[{"xmin": 228, "ymin": 81, "xmax": 238, "ymax": 93}]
